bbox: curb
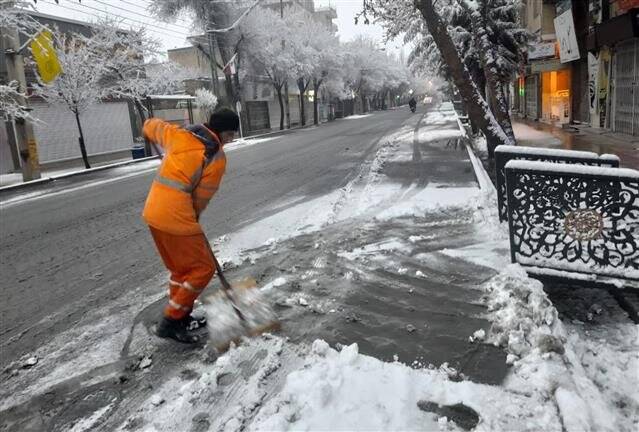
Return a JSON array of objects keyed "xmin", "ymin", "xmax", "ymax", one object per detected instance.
[
  {"xmin": 451, "ymin": 107, "xmax": 496, "ymax": 194},
  {"xmin": 0, "ymin": 155, "xmax": 160, "ymax": 194}
]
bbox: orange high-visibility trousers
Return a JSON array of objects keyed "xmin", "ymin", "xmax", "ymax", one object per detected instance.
[{"xmin": 149, "ymin": 227, "xmax": 216, "ymax": 320}]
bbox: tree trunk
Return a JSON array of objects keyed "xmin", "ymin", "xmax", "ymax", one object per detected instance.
[
  {"xmin": 275, "ymin": 85, "xmax": 285, "ymax": 131},
  {"xmin": 361, "ymin": 94, "xmax": 367, "ymax": 113},
  {"xmin": 313, "ymin": 78, "xmax": 321, "ymax": 125},
  {"xmin": 415, "ymin": 0, "xmax": 513, "ymax": 157},
  {"xmin": 472, "ymin": 0, "xmax": 515, "ymax": 144},
  {"xmin": 232, "ymin": 68, "xmax": 249, "ymax": 135},
  {"xmin": 297, "ymin": 78, "xmax": 306, "ymax": 127},
  {"xmin": 74, "ymin": 110, "xmax": 91, "ymax": 169}
]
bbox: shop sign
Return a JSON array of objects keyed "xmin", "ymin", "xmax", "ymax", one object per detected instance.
[
  {"xmin": 529, "ymin": 42, "xmax": 557, "ymax": 60},
  {"xmin": 554, "ymin": 9, "xmax": 581, "ymax": 63}
]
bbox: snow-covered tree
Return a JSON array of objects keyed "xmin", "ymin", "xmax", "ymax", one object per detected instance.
[
  {"xmin": 1, "ymin": 1, "xmax": 42, "ymax": 121},
  {"xmin": 240, "ymin": 7, "xmax": 294, "ymax": 130},
  {"xmin": 342, "ymin": 37, "xmax": 405, "ymax": 113},
  {"xmin": 281, "ymin": 6, "xmax": 326, "ymax": 126},
  {"xmin": 149, "ymin": 0, "xmax": 258, "ymax": 107},
  {"xmin": 362, "ymin": 0, "xmax": 516, "ymax": 156},
  {"xmin": 0, "ymin": 81, "xmax": 31, "ymax": 120},
  {"xmin": 302, "ymin": 14, "xmax": 344, "ymax": 125},
  {"xmin": 32, "ymin": 32, "xmax": 107, "ymax": 169},
  {"xmin": 195, "ymin": 88, "xmax": 218, "ymax": 121},
  {"xmin": 310, "ymin": 39, "xmax": 344, "ymax": 124}
]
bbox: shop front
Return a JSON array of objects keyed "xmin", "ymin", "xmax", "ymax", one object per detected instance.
[
  {"xmin": 541, "ymin": 68, "xmax": 572, "ymax": 124},
  {"xmin": 529, "ymin": 59, "xmax": 572, "ymax": 125}
]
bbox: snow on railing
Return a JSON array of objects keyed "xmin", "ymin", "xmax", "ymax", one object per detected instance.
[
  {"xmin": 504, "ymin": 160, "xmax": 639, "ymax": 283},
  {"xmin": 495, "ymin": 145, "xmax": 620, "ymax": 222}
]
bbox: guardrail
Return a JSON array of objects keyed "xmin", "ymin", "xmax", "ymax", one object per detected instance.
[
  {"xmin": 495, "ymin": 145, "xmax": 619, "ymax": 222},
  {"xmin": 504, "ymin": 160, "xmax": 639, "ymax": 282}
]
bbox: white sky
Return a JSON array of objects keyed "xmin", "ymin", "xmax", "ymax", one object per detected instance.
[{"xmin": 30, "ymin": 0, "xmax": 405, "ymax": 57}]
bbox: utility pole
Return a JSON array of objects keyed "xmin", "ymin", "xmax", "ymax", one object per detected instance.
[
  {"xmin": 207, "ymin": 30, "xmax": 220, "ymax": 98},
  {"xmin": 2, "ymin": 26, "xmax": 41, "ymax": 181},
  {"xmin": 280, "ymin": 0, "xmax": 291, "ymax": 129}
]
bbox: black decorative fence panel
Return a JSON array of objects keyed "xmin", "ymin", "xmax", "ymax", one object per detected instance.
[
  {"xmin": 505, "ymin": 160, "xmax": 639, "ymax": 282},
  {"xmin": 495, "ymin": 145, "xmax": 619, "ymax": 222}
]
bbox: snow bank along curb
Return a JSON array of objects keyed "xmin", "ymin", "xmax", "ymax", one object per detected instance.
[
  {"xmin": 479, "ymin": 264, "xmax": 637, "ymax": 432},
  {"xmin": 0, "ymin": 155, "xmax": 160, "ymax": 194},
  {"xmin": 450, "ymin": 104, "xmax": 496, "ymax": 194}
]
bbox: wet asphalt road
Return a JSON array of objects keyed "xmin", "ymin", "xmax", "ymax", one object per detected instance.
[{"xmin": 0, "ymin": 108, "xmax": 411, "ymax": 368}]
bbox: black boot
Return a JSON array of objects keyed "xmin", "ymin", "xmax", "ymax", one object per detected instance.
[
  {"xmin": 156, "ymin": 317, "xmax": 201, "ymax": 344},
  {"xmin": 180, "ymin": 314, "xmax": 207, "ymax": 331}
]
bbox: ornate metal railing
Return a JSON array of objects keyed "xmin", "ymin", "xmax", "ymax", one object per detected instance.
[
  {"xmin": 495, "ymin": 145, "xmax": 620, "ymax": 222},
  {"xmin": 505, "ymin": 160, "xmax": 639, "ymax": 282}
]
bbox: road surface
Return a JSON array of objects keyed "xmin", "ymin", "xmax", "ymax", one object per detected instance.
[{"xmin": 0, "ymin": 108, "xmax": 410, "ymax": 367}]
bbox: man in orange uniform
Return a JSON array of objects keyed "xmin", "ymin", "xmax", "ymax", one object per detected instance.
[{"xmin": 142, "ymin": 108, "xmax": 239, "ymax": 343}]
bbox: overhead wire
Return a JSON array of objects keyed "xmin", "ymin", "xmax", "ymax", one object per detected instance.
[
  {"xmin": 116, "ymin": 0, "xmax": 193, "ymax": 27},
  {"xmin": 40, "ymin": 0, "xmax": 192, "ymax": 38},
  {"xmin": 35, "ymin": 0, "xmax": 188, "ymax": 44},
  {"xmin": 88, "ymin": 0, "xmax": 194, "ymax": 33}
]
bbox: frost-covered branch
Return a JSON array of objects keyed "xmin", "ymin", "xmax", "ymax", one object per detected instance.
[
  {"xmin": 0, "ymin": 81, "xmax": 32, "ymax": 121},
  {"xmin": 195, "ymin": 88, "xmax": 218, "ymax": 120}
]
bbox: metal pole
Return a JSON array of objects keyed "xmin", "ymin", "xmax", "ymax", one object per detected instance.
[
  {"xmin": 2, "ymin": 26, "xmax": 41, "ymax": 181},
  {"xmin": 4, "ymin": 120, "xmax": 21, "ymax": 171},
  {"xmin": 280, "ymin": 0, "xmax": 291, "ymax": 129},
  {"xmin": 207, "ymin": 30, "xmax": 220, "ymax": 97}
]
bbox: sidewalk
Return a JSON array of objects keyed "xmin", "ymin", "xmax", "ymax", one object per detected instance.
[
  {"xmin": 2, "ymin": 105, "xmax": 636, "ymax": 431},
  {"xmin": 513, "ymin": 117, "xmax": 639, "ymax": 169},
  {"xmin": 0, "ymin": 156, "xmax": 140, "ymax": 188}
]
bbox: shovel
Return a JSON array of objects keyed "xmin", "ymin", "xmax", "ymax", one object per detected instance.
[{"xmin": 204, "ymin": 243, "xmax": 280, "ymax": 352}]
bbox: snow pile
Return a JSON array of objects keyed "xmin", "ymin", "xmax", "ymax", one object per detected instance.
[
  {"xmin": 248, "ymin": 339, "xmax": 561, "ymax": 431},
  {"xmin": 482, "ymin": 264, "xmax": 562, "ymax": 358},
  {"xmin": 480, "ymin": 264, "xmax": 637, "ymax": 432}
]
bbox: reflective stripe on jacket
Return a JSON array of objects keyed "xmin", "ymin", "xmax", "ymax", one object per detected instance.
[{"xmin": 142, "ymin": 118, "xmax": 226, "ymax": 235}]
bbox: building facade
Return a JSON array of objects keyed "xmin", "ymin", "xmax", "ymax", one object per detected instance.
[{"xmin": 515, "ymin": 0, "xmax": 639, "ymax": 137}]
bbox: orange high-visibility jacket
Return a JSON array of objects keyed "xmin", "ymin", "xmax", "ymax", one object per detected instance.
[{"xmin": 142, "ymin": 118, "xmax": 226, "ymax": 236}]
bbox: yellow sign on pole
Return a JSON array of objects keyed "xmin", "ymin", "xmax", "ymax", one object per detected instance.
[{"xmin": 30, "ymin": 30, "xmax": 62, "ymax": 83}]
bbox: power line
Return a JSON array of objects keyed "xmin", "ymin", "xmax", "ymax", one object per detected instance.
[
  {"xmin": 37, "ymin": 0, "xmax": 190, "ymax": 42},
  {"xmin": 116, "ymin": 0, "xmax": 193, "ymax": 26},
  {"xmin": 88, "ymin": 0, "xmax": 193, "ymax": 33},
  {"xmin": 48, "ymin": 0, "xmax": 192, "ymax": 37}
]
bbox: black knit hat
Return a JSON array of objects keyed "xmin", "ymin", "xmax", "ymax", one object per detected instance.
[{"xmin": 207, "ymin": 107, "xmax": 240, "ymax": 133}]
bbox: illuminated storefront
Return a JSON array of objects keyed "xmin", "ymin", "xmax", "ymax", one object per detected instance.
[{"xmin": 541, "ymin": 69, "xmax": 571, "ymax": 124}]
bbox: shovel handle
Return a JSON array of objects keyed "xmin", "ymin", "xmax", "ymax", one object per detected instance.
[
  {"xmin": 205, "ymin": 240, "xmax": 247, "ymax": 322},
  {"xmin": 210, "ymin": 246, "xmax": 232, "ymax": 292}
]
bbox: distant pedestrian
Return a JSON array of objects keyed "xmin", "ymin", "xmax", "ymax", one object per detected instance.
[
  {"xmin": 142, "ymin": 108, "xmax": 239, "ymax": 343},
  {"xmin": 409, "ymin": 97, "xmax": 417, "ymax": 113}
]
